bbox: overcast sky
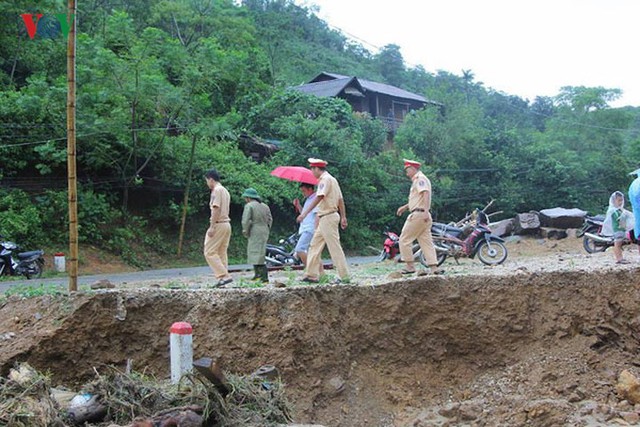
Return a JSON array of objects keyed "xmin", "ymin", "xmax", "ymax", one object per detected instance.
[{"xmin": 296, "ymin": 0, "xmax": 640, "ymax": 108}]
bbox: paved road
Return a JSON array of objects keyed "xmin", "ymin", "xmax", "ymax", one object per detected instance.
[{"xmin": 0, "ymin": 256, "xmax": 378, "ymax": 292}]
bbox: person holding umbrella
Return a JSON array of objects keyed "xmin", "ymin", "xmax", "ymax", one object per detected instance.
[
  {"xmin": 297, "ymin": 158, "xmax": 349, "ymax": 284},
  {"xmin": 293, "ymin": 183, "xmax": 322, "ymax": 273},
  {"xmin": 241, "ymin": 188, "xmax": 273, "ymax": 283},
  {"xmin": 271, "ymin": 164, "xmax": 322, "ymax": 269}
]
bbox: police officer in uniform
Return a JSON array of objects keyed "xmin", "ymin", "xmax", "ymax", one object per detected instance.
[
  {"xmin": 396, "ymin": 159, "xmax": 444, "ymax": 275},
  {"xmin": 297, "ymin": 158, "xmax": 350, "ymax": 283},
  {"xmin": 204, "ymin": 168, "xmax": 233, "ymax": 287}
]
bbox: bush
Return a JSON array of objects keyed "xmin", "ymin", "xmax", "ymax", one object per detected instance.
[
  {"xmin": 0, "ymin": 188, "xmax": 44, "ymax": 247},
  {"xmin": 37, "ymin": 188, "xmax": 122, "ymax": 244}
]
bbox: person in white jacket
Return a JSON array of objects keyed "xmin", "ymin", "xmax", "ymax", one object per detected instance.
[{"xmin": 602, "ymin": 191, "xmax": 634, "ymax": 264}]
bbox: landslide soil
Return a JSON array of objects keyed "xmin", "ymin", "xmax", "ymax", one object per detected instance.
[{"xmin": 2, "ymin": 236, "xmax": 640, "ymax": 426}]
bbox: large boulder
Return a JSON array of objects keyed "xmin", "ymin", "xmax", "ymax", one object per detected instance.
[
  {"xmin": 540, "ymin": 227, "xmax": 568, "ymax": 240},
  {"xmin": 490, "ymin": 218, "xmax": 515, "ymax": 237},
  {"xmin": 514, "ymin": 212, "xmax": 541, "ymax": 235},
  {"xmin": 539, "ymin": 207, "xmax": 587, "ymax": 229}
]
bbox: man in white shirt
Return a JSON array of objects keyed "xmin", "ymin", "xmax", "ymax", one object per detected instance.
[{"xmin": 293, "ymin": 183, "xmax": 318, "ymax": 266}]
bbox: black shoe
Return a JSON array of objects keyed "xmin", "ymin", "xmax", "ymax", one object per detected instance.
[
  {"xmin": 214, "ymin": 277, "xmax": 233, "ymax": 287},
  {"xmin": 301, "ymin": 276, "xmax": 319, "ymax": 283},
  {"xmin": 250, "ymin": 265, "xmax": 260, "ymax": 280},
  {"xmin": 259, "ymin": 265, "xmax": 269, "ymax": 283}
]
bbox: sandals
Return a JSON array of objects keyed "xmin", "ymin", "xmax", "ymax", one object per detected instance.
[
  {"xmin": 301, "ymin": 276, "xmax": 319, "ymax": 283},
  {"xmin": 400, "ymin": 269, "xmax": 416, "ymax": 275},
  {"xmin": 616, "ymin": 259, "xmax": 631, "ymax": 265},
  {"xmin": 214, "ymin": 277, "xmax": 233, "ymax": 287},
  {"xmin": 417, "ymin": 269, "xmax": 445, "ymax": 276}
]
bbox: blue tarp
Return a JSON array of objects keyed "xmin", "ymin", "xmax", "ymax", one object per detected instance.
[{"xmin": 629, "ymin": 177, "xmax": 640, "ymax": 236}]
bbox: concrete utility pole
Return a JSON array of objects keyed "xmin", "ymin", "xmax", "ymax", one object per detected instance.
[{"xmin": 66, "ymin": 0, "xmax": 78, "ymax": 291}]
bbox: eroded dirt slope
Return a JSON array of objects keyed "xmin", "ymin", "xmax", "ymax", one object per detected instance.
[{"xmin": 2, "ymin": 265, "xmax": 640, "ymax": 426}]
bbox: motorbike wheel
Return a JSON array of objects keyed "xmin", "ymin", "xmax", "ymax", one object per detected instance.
[
  {"xmin": 582, "ymin": 235, "xmax": 607, "ymax": 254},
  {"xmin": 265, "ymin": 256, "xmax": 280, "ymax": 268},
  {"xmin": 25, "ymin": 259, "xmax": 44, "ymax": 279},
  {"xmin": 377, "ymin": 250, "xmax": 389, "ymax": 262},
  {"xmin": 416, "ymin": 249, "xmax": 447, "ymax": 267},
  {"xmin": 476, "ymin": 241, "xmax": 508, "ymax": 265}
]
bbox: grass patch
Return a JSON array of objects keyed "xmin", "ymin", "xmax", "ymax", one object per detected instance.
[{"xmin": 2, "ymin": 283, "xmax": 67, "ymax": 299}]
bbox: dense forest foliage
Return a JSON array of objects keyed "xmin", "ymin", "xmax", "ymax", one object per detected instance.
[{"xmin": 1, "ymin": 0, "xmax": 639, "ymax": 265}]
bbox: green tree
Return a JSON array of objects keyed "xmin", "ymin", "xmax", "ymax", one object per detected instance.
[
  {"xmin": 555, "ymin": 86, "xmax": 622, "ymax": 113},
  {"xmin": 375, "ymin": 44, "xmax": 405, "ymax": 87}
]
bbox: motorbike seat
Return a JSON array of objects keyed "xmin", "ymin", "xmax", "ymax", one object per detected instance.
[
  {"xmin": 432, "ymin": 223, "xmax": 464, "ymax": 237},
  {"xmin": 18, "ymin": 250, "xmax": 44, "ymax": 259}
]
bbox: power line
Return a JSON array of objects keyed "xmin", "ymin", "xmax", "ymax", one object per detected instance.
[{"xmin": 0, "ymin": 126, "xmax": 190, "ymax": 147}]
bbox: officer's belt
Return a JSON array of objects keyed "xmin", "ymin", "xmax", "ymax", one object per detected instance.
[{"xmin": 318, "ymin": 211, "xmax": 338, "ymax": 218}]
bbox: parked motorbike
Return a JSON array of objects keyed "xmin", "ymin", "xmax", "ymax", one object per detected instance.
[
  {"xmin": 265, "ymin": 233, "xmax": 302, "ymax": 268},
  {"xmin": 423, "ymin": 208, "xmax": 508, "ymax": 266},
  {"xmin": 378, "ymin": 229, "xmax": 400, "ymax": 261},
  {"xmin": 377, "ymin": 229, "xmax": 422, "ymax": 263},
  {"xmin": 579, "ymin": 214, "xmax": 637, "ymax": 253},
  {"xmin": 0, "ymin": 237, "xmax": 45, "ymax": 279}
]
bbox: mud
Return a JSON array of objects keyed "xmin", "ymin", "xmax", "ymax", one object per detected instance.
[{"xmin": 2, "ymin": 261, "xmax": 640, "ymax": 426}]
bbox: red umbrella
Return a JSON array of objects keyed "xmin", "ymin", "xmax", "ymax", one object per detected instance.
[{"xmin": 270, "ymin": 166, "xmax": 318, "ymax": 185}]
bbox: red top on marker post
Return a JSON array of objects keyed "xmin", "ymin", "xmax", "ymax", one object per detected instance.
[{"xmin": 170, "ymin": 322, "xmax": 192, "ymax": 335}]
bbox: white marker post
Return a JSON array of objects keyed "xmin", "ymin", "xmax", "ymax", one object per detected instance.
[
  {"xmin": 169, "ymin": 321, "xmax": 193, "ymax": 384},
  {"xmin": 54, "ymin": 252, "xmax": 66, "ymax": 272}
]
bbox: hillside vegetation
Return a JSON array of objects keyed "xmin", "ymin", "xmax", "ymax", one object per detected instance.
[{"xmin": 1, "ymin": 0, "xmax": 639, "ymax": 266}]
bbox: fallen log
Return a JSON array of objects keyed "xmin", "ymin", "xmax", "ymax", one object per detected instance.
[{"xmin": 193, "ymin": 357, "xmax": 230, "ymax": 396}]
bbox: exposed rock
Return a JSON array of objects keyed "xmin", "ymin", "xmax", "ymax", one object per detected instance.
[
  {"xmin": 565, "ymin": 228, "xmax": 579, "ymax": 238},
  {"xmin": 524, "ymin": 399, "xmax": 571, "ymax": 425},
  {"xmin": 540, "ymin": 228, "xmax": 568, "ymax": 240},
  {"xmin": 8, "ymin": 363, "xmax": 37, "ymax": 385},
  {"xmin": 438, "ymin": 403, "xmax": 460, "ymax": 418},
  {"xmin": 490, "ymin": 218, "xmax": 515, "ymax": 237},
  {"xmin": 280, "ymin": 425, "xmax": 328, "ymax": 427},
  {"xmin": 90, "ymin": 279, "xmax": 115, "ymax": 290},
  {"xmin": 539, "ymin": 207, "xmax": 587, "ymax": 229},
  {"xmin": 327, "ymin": 376, "xmax": 345, "ymax": 395},
  {"xmin": 621, "ymin": 411, "xmax": 640, "ymax": 424},
  {"xmin": 458, "ymin": 400, "xmax": 483, "ymax": 420},
  {"xmin": 514, "ymin": 212, "xmax": 541, "ymax": 235},
  {"xmin": 0, "ymin": 332, "xmax": 16, "ymax": 341},
  {"xmin": 616, "ymin": 370, "xmax": 640, "ymax": 404}
]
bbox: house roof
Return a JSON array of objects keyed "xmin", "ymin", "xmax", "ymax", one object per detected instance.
[
  {"xmin": 311, "ymin": 72, "xmax": 436, "ymax": 104},
  {"xmin": 292, "ymin": 76, "xmax": 365, "ymax": 98}
]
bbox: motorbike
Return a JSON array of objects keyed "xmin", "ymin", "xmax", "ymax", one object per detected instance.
[
  {"xmin": 423, "ymin": 208, "xmax": 508, "ymax": 266},
  {"xmin": 378, "ymin": 229, "xmax": 400, "ymax": 261},
  {"xmin": 265, "ymin": 232, "xmax": 302, "ymax": 268},
  {"xmin": 578, "ymin": 214, "xmax": 636, "ymax": 253},
  {"xmin": 377, "ymin": 229, "xmax": 423, "ymax": 263},
  {"xmin": 0, "ymin": 237, "xmax": 45, "ymax": 279}
]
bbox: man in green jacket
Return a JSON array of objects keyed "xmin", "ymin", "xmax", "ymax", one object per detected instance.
[{"xmin": 241, "ymin": 188, "xmax": 273, "ymax": 283}]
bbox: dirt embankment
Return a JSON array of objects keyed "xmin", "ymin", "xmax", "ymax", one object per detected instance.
[{"xmin": 2, "ymin": 265, "xmax": 640, "ymax": 426}]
